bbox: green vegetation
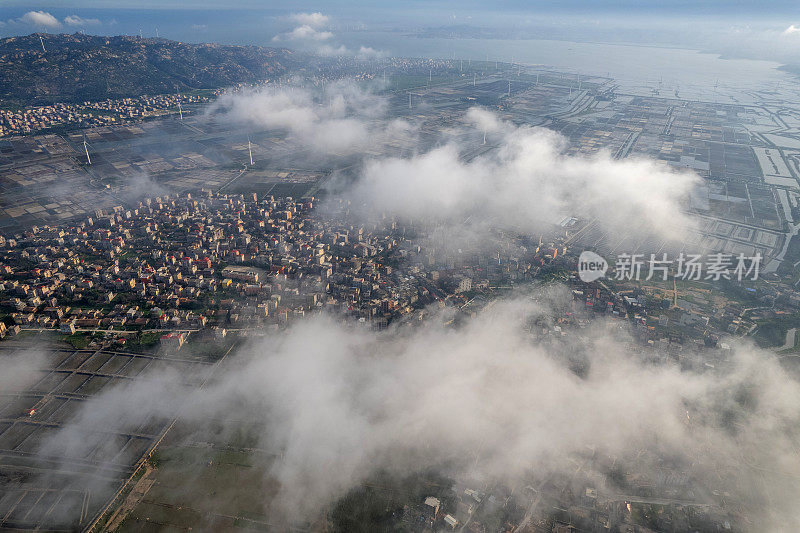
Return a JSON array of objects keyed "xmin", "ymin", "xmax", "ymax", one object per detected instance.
[
  {"xmin": 62, "ymin": 333, "xmax": 90, "ymax": 349},
  {"xmin": 147, "ymin": 450, "xmax": 163, "ymax": 468},
  {"xmin": 182, "ymin": 336, "xmax": 237, "ymax": 361},
  {"xmin": 329, "ymin": 470, "xmax": 456, "ymax": 533},
  {"xmin": 181, "ymin": 88, "xmax": 217, "ymax": 98},
  {"xmin": 124, "ymin": 331, "xmax": 161, "ymax": 352},
  {"xmin": 117, "ymin": 441, "xmax": 278, "ymax": 532},
  {"xmin": 753, "ymin": 312, "xmax": 800, "ymax": 347}
]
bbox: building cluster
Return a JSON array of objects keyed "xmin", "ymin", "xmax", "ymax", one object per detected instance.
[
  {"xmin": 87, "ymin": 93, "xmax": 211, "ymax": 119},
  {"xmin": 0, "ymin": 191, "xmax": 554, "ymax": 343},
  {"xmin": 0, "ymin": 103, "xmax": 115, "ymax": 137},
  {"xmin": 0, "ymin": 51, "xmax": 481, "ymax": 139},
  {"xmin": 1, "ymin": 184, "xmax": 774, "ymax": 356},
  {"xmin": 0, "ymin": 180, "xmax": 773, "ymax": 355},
  {"xmin": 566, "ymin": 275, "xmax": 741, "ymax": 353},
  {"xmin": 389, "ymin": 470, "xmax": 736, "ymax": 533},
  {"xmin": 0, "ymin": 93, "xmax": 210, "ymax": 137}
]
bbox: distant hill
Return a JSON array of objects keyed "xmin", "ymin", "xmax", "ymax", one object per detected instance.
[{"xmin": 0, "ymin": 33, "xmax": 299, "ymax": 106}]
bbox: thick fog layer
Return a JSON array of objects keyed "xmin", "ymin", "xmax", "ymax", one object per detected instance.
[
  {"xmin": 209, "ymin": 80, "xmax": 411, "ymax": 154},
  {"xmin": 32, "ymin": 289, "xmax": 800, "ymax": 530},
  {"xmin": 350, "ymin": 107, "xmax": 699, "ymax": 242}
]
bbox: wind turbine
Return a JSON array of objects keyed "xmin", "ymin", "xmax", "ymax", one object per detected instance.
[{"xmin": 83, "ymin": 133, "xmax": 92, "ymax": 165}]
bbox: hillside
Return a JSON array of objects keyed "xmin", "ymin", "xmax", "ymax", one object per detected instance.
[{"xmin": 0, "ymin": 33, "xmax": 299, "ymax": 106}]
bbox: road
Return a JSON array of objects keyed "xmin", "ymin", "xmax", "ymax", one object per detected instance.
[
  {"xmin": 600, "ymin": 493, "xmax": 712, "ymax": 508},
  {"xmin": 512, "ymin": 477, "xmax": 551, "ymax": 532},
  {"xmin": 82, "ymin": 341, "xmax": 239, "ymax": 532},
  {"xmin": 216, "ymin": 163, "xmax": 249, "ymax": 193}
]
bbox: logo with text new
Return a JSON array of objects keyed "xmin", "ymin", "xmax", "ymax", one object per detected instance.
[{"xmin": 578, "ymin": 251, "xmax": 608, "ymax": 282}]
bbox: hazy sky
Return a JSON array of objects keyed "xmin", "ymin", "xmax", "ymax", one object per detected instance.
[
  {"xmin": 2, "ymin": 1, "xmax": 798, "ymax": 28},
  {"xmin": 1, "ymin": 1, "xmax": 799, "ymax": 85},
  {"xmin": 3, "ymin": 0, "xmax": 799, "ymax": 12}
]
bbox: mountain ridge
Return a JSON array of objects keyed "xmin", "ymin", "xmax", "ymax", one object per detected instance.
[{"xmin": 0, "ymin": 33, "xmax": 299, "ymax": 106}]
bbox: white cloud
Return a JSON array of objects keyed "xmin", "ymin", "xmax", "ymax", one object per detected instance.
[
  {"xmin": 214, "ymin": 304, "xmax": 800, "ymax": 524},
  {"xmin": 783, "ymin": 24, "xmax": 800, "ymax": 36},
  {"xmin": 315, "ymin": 43, "xmax": 350, "ymax": 56},
  {"xmin": 313, "ymin": 44, "xmax": 386, "ymax": 58},
  {"xmin": 274, "ymin": 12, "xmax": 334, "ymax": 43},
  {"xmin": 273, "ymin": 24, "xmax": 333, "ymax": 43},
  {"xmin": 290, "ymin": 12, "xmax": 330, "ymax": 28},
  {"xmin": 20, "ymin": 10, "xmax": 61, "ymax": 29},
  {"xmin": 465, "ymin": 105, "xmax": 505, "ymax": 133},
  {"xmin": 64, "ymin": 15, "xmax": 101, "ymax": 26},
  {"xmin": 212, "ymin": 86, "xmax": 696, "ymax": 244},
  {"xmin": 33, "ymin": 291, "xmax": 800, "ymax": 528},
  {"xmin": 209, "ymin": 81, "xmax": 395, "ymax": 155},
  {"xmin": 356, "ymin": 46, "xmax": 386, "ymax": 58},
  {"xmin": 349, "ymin": 107, "xmax": 700, "ymax": 243},
  {"xmin": 285, "ymin": 24, "xmax": 333, "ymax": 41},
  {"xmin": 0, "ymin": 349, "xmax": 46, "ymax": 393},
  {"xmin": 273, "ymin": 11, "xmax": 384, "ymax": 58}
]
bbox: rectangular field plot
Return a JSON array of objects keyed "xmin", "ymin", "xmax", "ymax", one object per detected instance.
[{"xmin": 0, "ymin": 343, "xmax": 219, "ymax": 531}]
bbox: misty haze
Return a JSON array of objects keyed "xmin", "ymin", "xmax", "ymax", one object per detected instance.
[{"xmin": 0, "ymin": 1, "xmax": 799, "ymax": 532}]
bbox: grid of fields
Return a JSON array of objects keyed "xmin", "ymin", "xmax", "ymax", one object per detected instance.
[{"xmin": 0, "ymin": 341, "xmax": 215, "ymax": 531}]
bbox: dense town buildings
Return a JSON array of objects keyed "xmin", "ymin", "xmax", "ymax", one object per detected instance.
[
  {"xmin": 0, "ymin": 93, "xmax": 210, "ymax": 137},
  {"xmin": 0, "ymin": 191, "xmax": 554, "ymax": 344}
]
